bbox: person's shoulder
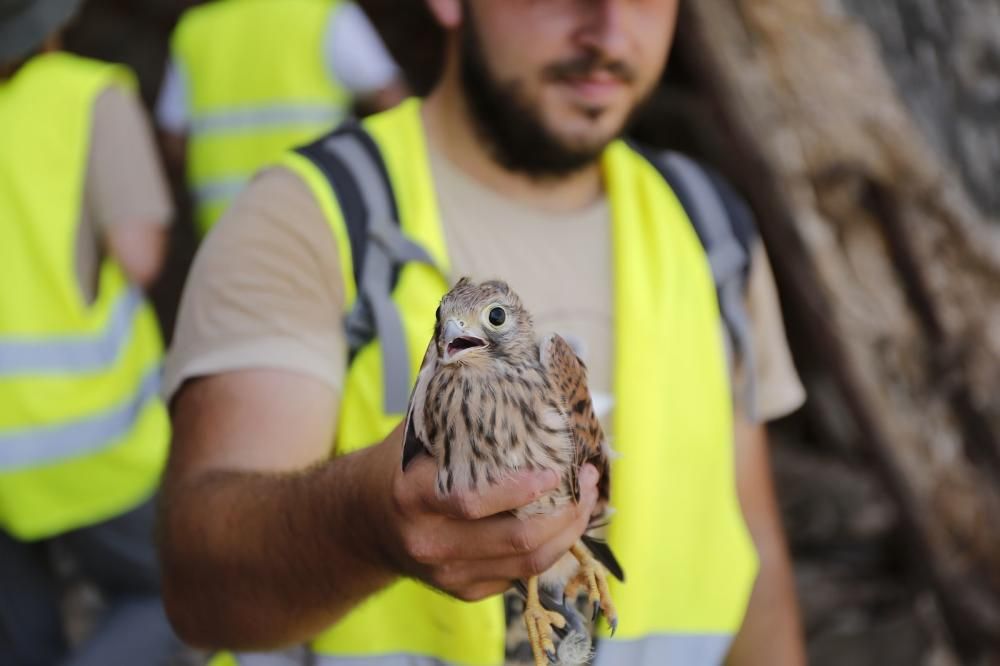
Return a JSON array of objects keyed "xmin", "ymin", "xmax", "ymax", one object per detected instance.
[
  {"xmin": 92, "ymin": 82, "xmax": 142, "ymax": 121},
  {"xmin": 217, "ymin": 166, "xmax": 330, "ymax": 240},
  {"xmin": 171, "ymin": 0, "xmax": 238, "ymax": 47},
  {"xmin": 175, "ymin": 0, "xmax": 231, "ymax": 27},
  {"xmin": 32, "ymin": 52, "xmax": 137, "ymax": 94},
  {"xmin": 628, "ymin": 144, "xmax": 759, "ymax": 256},
  {"xmin": 164, "ymin": 165, "xmax": 348, "ymax": 404},
  {"xmin": 199, "ymin": 165, "xmax": 340, "ymax": 279}
]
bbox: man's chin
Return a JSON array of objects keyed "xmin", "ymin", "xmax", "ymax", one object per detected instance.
[{"xmin": 548, "ymin": 119, "xmax": 626, "ymax": 159}]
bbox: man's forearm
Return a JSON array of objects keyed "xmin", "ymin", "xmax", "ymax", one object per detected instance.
[
  {"xmin": 159, "ymin": 443, "xmax": 396, "ymax": 650},
  {"xmin": 727, "ymin": 420, "xmax": 807, "ymax": 665},
  {"xmin": 159, "ymin": 371, "xmax": 596, "ymax": 652}
]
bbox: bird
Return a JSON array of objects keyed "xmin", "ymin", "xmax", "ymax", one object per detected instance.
[{"xmin": 401, "ymin": 277, "xmax": 624, "ymax": 666}]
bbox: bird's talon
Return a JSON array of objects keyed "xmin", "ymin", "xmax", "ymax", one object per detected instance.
[
  {"xmin": 524, "ymin": 577, "xmax": 564, "ymax": 666},
  {"xmin": 570, "ymin": 541, "xmax": 619, "ymax": 635}
]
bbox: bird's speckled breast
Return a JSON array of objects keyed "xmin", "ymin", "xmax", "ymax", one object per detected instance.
[{"xmin": 425, "ymin": 360, "xmax": 577, "ymax": 508}]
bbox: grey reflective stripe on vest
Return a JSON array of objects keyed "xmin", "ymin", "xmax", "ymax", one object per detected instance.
[
  {"xmin": 663, "ymin": 153, "xmax": 757, "ymax": 418},
  {"xmin": 322, "ymin": 132, "xmax": 436, "ymax": 415},
  {"xmin": 190, "ymin": 103, "xmax": 343, "ymax": 136},
  {"xmin": 233, "ymin": 656, "xmax": 299, "ymax": 666},
  {"xmin": 0, "ymin": 289, "xmax": 143, "ymax": 376},
  {"xmin": 234, "ymin": 652, "xmax": 448, "ymax": 666},
  {"xmin": 0, "ymin": 366, "xmax": 161, "ymax": 470},
  {"xmin": 593, "ymin": 632, "xmax": 733, "ymax": 665},
  {"xmin": 312, "ymin": 657, "xmax": 448, "ymax": 666},
  {"xmin": 233, "ymin": 633, "xmax": 731, "ymax": 666},
  {"xmin": 231, "ymin": 647, "xmax": 312, "ymax": 666},
  {"xmin": 194, "ymin": 177, "xmax": 246, "ymax": 206}
]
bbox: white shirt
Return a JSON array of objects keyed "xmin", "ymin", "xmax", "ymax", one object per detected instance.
[{"xmin": 156, "ymin": 2, "xmax": 399, "ymax": 133}]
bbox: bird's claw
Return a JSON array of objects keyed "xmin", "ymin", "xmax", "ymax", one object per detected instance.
[
  {"xmin": 524, "ymin": 577, "xmax": 567, "ymax": 666},
  {"xmin": 569, "ymin": 542, "xmax": 619, "ymax": 636}
]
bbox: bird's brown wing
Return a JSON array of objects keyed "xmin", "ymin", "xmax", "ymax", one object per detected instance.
[
  {"xmin": 402, "ymin": 337, "xmax": 437, "ymax": 470},
  {"xmin": 539, "ymin": 334, "xmax": 610, "ymax": 507},
  {"xmin": 540, "ymin": 333, "xmax": 623, "ymax": 582}
]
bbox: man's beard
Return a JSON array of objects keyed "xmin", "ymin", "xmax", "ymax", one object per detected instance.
[{"xmin": 459, "ymin": 14, "xmax": 642, "ymax": 179}]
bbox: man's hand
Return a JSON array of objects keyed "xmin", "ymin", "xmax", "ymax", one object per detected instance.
[
  {"xmin": 160, "ymin": 368, "xmax": 598, "ymax": 650},
  {"xmin": 378, "ymin": 453, "xmax": 599, "ymax": 602}
]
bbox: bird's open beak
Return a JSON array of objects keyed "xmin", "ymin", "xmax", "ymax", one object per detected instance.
[{"xmin": 443, "ymin": 319, "xmax": 486, "ymax": 361}]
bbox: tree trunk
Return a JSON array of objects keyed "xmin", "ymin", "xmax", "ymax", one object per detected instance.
[
  {"xmin": 838, "ymin": 0, "xmax": 1000, "ymax": 219},
  {"xmin": 669, "ymin": 0, "xmax": 1000, "ymax": 661}
]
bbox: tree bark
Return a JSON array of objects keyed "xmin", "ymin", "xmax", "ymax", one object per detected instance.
[
  {"xmin": 838, "ymin": 0, "xmax": 1000, "ymax": 219},
  {"xmin": 674, "ymin": 0, "xmax": 1000, "ymax": 660}
]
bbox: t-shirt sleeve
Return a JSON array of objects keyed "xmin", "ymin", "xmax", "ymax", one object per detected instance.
[
  {"xmin": 324, "ymin": 2, "xmax": 400, "ymax": 96},
  {"xmin": 162, "ymin": 167, "xmax": 348, "ymax": 404},
  {"xmin": 742, "ymin": 240, "xmax": 806, "ymax": 423},
  {"xmin": 155, "ymin": 57, "xmax": 189, "ymax": 134},
  {"xmin": 87, "ymin": 85, "xmax": 173, "ymax": 230}
]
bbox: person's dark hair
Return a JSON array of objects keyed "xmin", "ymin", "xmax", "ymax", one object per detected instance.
[{"xmin": 359, "ymin": 0, "xmax": 443, "ymax": 95}]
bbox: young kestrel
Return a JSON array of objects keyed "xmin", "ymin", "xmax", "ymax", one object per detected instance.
[{"xmin": 402, "ymin": 278, "xmax": 623, "ymax": 665}]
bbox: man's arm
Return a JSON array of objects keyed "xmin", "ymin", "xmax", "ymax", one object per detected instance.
[
  {"xmin": 328, "ymin": 3, "xmax": 408, "ymax": 115},
  {"xmin": 726, "ymin": 417, "xmax": 807, "ymax": 665},
  {"xmin": 159, "ymin": 368, "xmax": 598, "ymax": 650},
  {"xmin": 104, "ymin": 224, "xmax": 167, "ymax": 288},
  {"xmin": 89, "ymin": 85, "xmax": 172, "ymax": 287},
  {"xmin": 154, "ymin": 58, "xmax": 189, "ymax": 176}
]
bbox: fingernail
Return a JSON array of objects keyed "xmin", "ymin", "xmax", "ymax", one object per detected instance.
[{"xmin": 581, "ymin": 464, "xmax": 599, "ymax": 486}]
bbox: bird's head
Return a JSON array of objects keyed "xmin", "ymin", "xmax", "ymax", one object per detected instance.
[{"xmin": 434, "ymin": 278, "xmax": 535, "ymax": 366}]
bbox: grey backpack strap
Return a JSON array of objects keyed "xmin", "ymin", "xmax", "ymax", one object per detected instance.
[
  {"xmin": 634, "ymin": 146, "xmax": 760, "ymax": 419},
  {"xmin": 297, "ymin": 125, "xmax": 436, "ymax": 415}
]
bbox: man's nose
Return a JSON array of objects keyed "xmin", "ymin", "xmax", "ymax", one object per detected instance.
[{"xmin": 572, "ymin": 0, "xmax": 630, "ymax": 59}]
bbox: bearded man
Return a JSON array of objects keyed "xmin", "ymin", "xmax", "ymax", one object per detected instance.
[{"xmin": 159, "ymin": 2, "xmax": 807, "ymax": 664}]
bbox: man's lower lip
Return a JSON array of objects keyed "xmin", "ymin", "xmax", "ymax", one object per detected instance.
[{"xmin": 561, "ymin": 78, "xmax": 624, "ymax": 100}]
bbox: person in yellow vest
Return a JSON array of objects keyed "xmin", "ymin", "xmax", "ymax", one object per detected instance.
[
  {"xmin": 159, "ymin": 1, "xmax": 807, "ymax": 664},
  {"xmin": 0, "ymin": 0, "xmax": 178, "ymax": 664},
  {"xmin": 157, "ymin": 0, "xmax": 407, "ymax": 236}
]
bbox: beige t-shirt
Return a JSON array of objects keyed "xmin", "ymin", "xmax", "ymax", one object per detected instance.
[
  {"xmin": 76, "ymin": 85, "xmax": 174, "ymax": 303},
  {"xmin": 164, "ymin": 145, "xmax": 804, "ymax": 424}
]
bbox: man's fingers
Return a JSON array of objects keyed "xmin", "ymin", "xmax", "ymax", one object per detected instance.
[
  {"xmin": 445, "ymin": 579, "xmax": 513, "ymax": 604},
  {"xmin": 420, "ymin": 498, "xmax": 585, "ymax": 563},
  {"xmin": 425, "ymin": 468, "xmax": 560, "ymax": 520},
  {"xmin": 578, "ymin": 463, "xmax": 599, "ymax": 495},
  {"xmin": 426, "ymin": 471, "xmax": 600, "ymax": 569},
  {"xmin": 440, "ymin": 492, "xmax": 598, "ymax": 588}
]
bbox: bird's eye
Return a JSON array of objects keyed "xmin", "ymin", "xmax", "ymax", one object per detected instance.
[{"xmin": 488, "ymin": 306, "xmax": 506, "ymax": 327}]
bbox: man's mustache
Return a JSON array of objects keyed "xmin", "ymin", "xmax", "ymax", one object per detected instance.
[{"xmin": 543, "ymin": 53, "xmax": 637, "ymax": 84}]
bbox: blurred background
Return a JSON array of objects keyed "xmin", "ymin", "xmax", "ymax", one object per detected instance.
[{"xmin": 49, "ymin": 0, "xmax": 1000, "ymax": 664}]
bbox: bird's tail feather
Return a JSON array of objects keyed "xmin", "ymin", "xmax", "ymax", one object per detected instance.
[{"xmin": 581, "ymin": 534, "xmax": 625, "ymax": 582}]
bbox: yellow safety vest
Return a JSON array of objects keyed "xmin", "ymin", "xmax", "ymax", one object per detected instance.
[
  {"xmin": 172, "ymin": 0, "xmax": 350, "ymax": 235},
  {"xmin": 0, "ymin": 53, "xmax": 170, "ymax": 541},
  {"xmin": 219, "ymin": 98, "xmax": 759, "ymax": 665}
]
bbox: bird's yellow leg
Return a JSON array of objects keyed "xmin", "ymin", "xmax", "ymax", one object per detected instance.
[
  {"xmin": 569, "ymin": 542, "xmax": 618, "ymax": 634},
  {"xmin": 523, "ymin": 575, "xmax": 566, "ymax": 666}
]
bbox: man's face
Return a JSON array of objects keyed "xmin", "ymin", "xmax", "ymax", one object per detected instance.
[{"xmin": 458, "ymin": 0, "xmax": 678, "ymax": 177}]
